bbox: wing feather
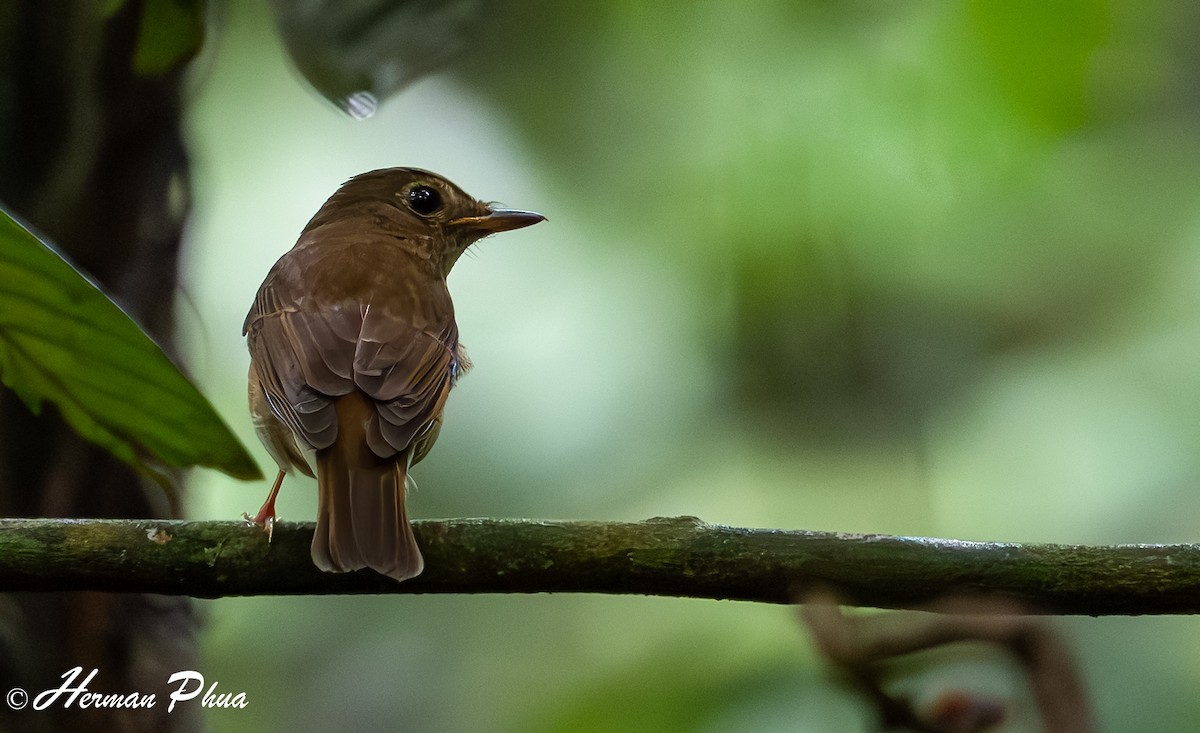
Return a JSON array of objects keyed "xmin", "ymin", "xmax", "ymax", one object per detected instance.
[{"xmin": 246, "ymin": 254, "xmax": 457, "ymax": 463}]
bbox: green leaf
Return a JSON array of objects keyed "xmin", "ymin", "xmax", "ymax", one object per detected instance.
[
  {"xmin": 133, "ymin": 0, "xmax": 206, "ymax": 77},
  {"xmin": 0, "ymin": 208, "xmax": 262, "ymax": 483}
]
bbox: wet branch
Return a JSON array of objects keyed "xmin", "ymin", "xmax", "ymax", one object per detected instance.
[{"xmin": 0, "ymin": 516, "xmax": 1197, "ymax": 613}]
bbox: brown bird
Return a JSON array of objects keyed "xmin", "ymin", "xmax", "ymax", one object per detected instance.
[{"xmin": 244, "ymin": 168, "xmax": 543, "ymax": 581}]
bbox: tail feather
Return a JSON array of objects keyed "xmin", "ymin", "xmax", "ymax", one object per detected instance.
[{"xmin": 312, "ymin": 393, "xmax": 423, "ymax": 581}]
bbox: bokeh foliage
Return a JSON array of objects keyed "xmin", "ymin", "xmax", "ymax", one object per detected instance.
[{"xmin": 182, "ymin": 0, "xmax": 1200, "ymax": 731}]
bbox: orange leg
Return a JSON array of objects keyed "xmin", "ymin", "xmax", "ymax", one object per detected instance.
[{"xmin": 243, "ymin": 470, "xmax": 285, "ymax": 541}]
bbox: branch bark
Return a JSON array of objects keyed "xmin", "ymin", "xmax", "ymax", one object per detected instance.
[{"xmin": 0, "ymin": 516, "xmax": 1196, "ymax": 614}]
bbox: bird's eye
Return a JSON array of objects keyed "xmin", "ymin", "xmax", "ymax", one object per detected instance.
[{"xmin": 407, "ymin": 185, "xmax": 442, "ymax": 216}]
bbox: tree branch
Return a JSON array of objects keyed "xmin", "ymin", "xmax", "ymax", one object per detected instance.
[{"xmin": 0, "ymin": 516, "xmax": 1197, "ymax": 613}]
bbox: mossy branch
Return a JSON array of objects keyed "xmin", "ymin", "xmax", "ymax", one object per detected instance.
[{"xmin": 0, "ymin": 517, "xmax": 1196, "ymax": 614}]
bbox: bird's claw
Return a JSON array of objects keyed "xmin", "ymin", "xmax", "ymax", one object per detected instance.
[{"xmin": 243, "ymin": 511, "xmax": 277, "ymax": 543}]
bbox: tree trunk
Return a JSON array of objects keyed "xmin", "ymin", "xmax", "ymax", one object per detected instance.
[{"xmin": 0, "ymin": 2, "xmax": 199, "ymax": 730}]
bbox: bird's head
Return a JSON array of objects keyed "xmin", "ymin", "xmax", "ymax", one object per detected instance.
[{"xmin": 308, "ymin": 167, "xmax": 544, "ymax": 275}]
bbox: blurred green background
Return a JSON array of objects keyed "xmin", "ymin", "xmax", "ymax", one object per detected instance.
[{"xmin": 180, "ymin": 1, "xmax": 1200, "ymax": 730}]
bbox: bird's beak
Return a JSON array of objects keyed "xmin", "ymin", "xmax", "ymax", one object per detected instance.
[{"xmin": 449, "ymin": 208, "xmax": 546, "ymax": 233}]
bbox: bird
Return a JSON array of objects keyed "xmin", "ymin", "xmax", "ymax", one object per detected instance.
[{"xmin": 243, "ymin": 167, "xmax": 544, "ymax": 581}]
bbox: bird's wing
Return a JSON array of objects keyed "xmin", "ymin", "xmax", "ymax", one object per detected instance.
[
  {"xmin": 246, "ymin": 280, "xmax": 456, "ymax": 458},
  {"xmin": 355, "ymin": 305, "xmax": 457, "ymax": 458}
]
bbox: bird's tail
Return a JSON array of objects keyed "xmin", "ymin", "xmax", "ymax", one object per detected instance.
[{"xmin": 312, "ymin": 392, "xmax": 423, "ymax": 581}]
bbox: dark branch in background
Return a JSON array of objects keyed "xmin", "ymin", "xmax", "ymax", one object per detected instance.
[
  {"xmin": 801, "ymin": 591, "xmax": 1094, "ymax": 733},
  {"xmin": 1, "ymin": 516, "xmax": 1199, "ymax": 614}
]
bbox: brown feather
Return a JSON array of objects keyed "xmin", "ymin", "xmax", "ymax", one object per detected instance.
[
  {"xmin": 245, "ymin": 168, "xmax": 542, "ymax": 582},
  {"xmin": 312, "ymin": 391, "xmax": 423, "ymax": 581},
  {"xmin": 248, "ymin": 367, "xmax": 314, "ymax": 477}
]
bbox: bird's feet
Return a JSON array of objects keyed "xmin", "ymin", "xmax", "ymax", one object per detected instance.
[
  {"xmin": 244, "ymin": 470, "xmax": 286, "ymax": 542},
  {"xmin": 243, "ymin": 507, "xmax": 277, "ymax": 542}
]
